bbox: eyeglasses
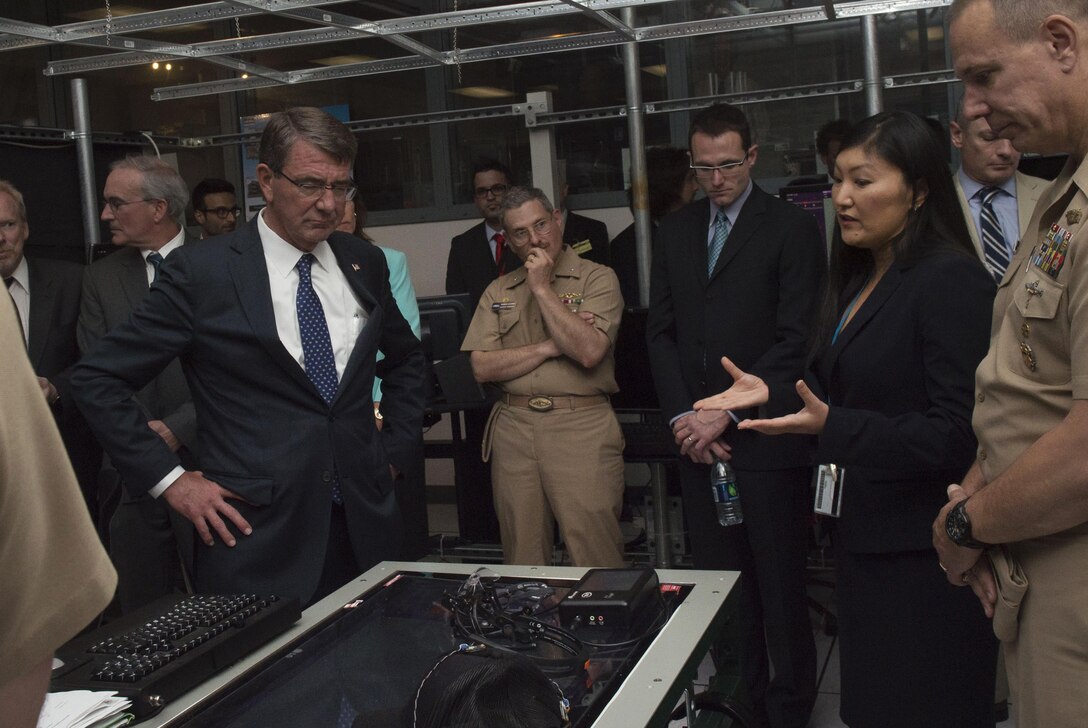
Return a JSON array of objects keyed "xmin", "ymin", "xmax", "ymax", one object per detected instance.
[
  {"xmin": 508, "ymin": 217, "xmax": 554, "ymax": 243},
  {"xmin": 275, "ymin": 170, "xmax": 357, "ymax": 201},
  {"xmin": 200, "ymin": 206, "xmax": 241, "ymax": 219},
  {"xmin": 689, "ymin": 151, "xmax": 751, "ymax": 179},
  {"xmin": 103, "ymin": 197, "xmax": 159, "ymax": 213},
  {"xmin": 474, "ymin": 183, "xmax": 509, "ymax": 199}
]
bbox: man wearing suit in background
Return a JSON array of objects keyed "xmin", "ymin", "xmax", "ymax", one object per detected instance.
[
  {"xmin": 951, "ymin": 101, "xmax": 1045, "ymax": 282},
  {"xmin": 646, "ymin": 103, "xmax": 825, "ymax": 728},
  {"xmin": 191, "ymin": 178, "xmax": 239, "ymax": 239},
  {"xmin": 0, "ymin": 180, "xmax": 99, "ymax": 520},
  {"xmin": 74, "ymin": 107, "xmax": 425, "ymax": 608},
  {"xmin": 557, "ymin": 165, "xmax": 611, "ymax": 267},
  {"xmin": 445, "ymin": 159, "xmax": 523, "ymax": 543},
  {"xmin": 78, "ymin": 155, "xmax": 199, "ymax": 613}
]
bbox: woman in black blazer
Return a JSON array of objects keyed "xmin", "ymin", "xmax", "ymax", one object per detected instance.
[{"xmin": 695, "ymin": 112, "xmax": 998, "ymax": 728}]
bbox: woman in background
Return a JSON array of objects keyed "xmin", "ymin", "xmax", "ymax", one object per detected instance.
[
  {"xmin": 338, "ymin": 198, "xmax": 421, "ymax": 429},
  {"xmin": 695, "ymin": 111, "xmax": 997, "ymax": 728}
]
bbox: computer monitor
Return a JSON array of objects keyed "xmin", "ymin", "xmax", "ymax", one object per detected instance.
[
  {"xmin": 416, "ymin": 294, "xmax": 487, "ymax": 409},
  {"xmin": 417, "ymin": 293, "xmax": 474, "ymax": 362},
  {"xmin": 780, "ymin": 182, "xmax": 834, "ymax": 250}
]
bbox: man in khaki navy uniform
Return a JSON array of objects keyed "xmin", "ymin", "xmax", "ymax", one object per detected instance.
[
  {"xmin": 935, "ymin": 1, "xmax": 1088, "ymax": 725},
  {"xmin": 461, "ymin": 186, "xmax": 625, "ymax": 567}
]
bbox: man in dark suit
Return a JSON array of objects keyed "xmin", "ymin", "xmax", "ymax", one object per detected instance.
[
  {"xmin": 646, "ymin": 103, "xmax": 826, "ymax": 728},
  {"xmin": 444, "ymin": 159, "xmax": 522, "ymax": 543},
  {"xmin": 557, "ymin": 175, "xmax": 610, "ymax": 267},
  {"xmin": 73, "ymin": 108, "xmax": 425, "ymax": 607},
  {"xmin": 0, "ymin": 180, "xmax": 98, "ymax": 517},
  {"xmin": 446, "ymin": 159, "xmax": 523, "ymax": 311},
  {"xmin": 77, "ymin": 155, "xmax": 199, "ymax": 613}
]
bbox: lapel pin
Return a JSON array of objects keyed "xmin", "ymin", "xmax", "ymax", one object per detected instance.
[{"xmin": 351, "ymin": 263, "xmax": 360, "ymax": 271}]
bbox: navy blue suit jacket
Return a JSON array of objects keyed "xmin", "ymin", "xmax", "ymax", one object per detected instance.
[
  {"xmin": 646, "ymin": 185, "xmax": 827, "ymax": 470},
  {"xmin": 813, "ymin": 250, "xmax": 994, "ymax": 552},
  {"xmin": 73, "ymin": 219, "xmax": 425, "ymax": 603}
]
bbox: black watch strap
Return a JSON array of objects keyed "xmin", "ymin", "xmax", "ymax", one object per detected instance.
[{"xmin": 945, "ymin": 499, "xmax": 992, "ymax": 550}]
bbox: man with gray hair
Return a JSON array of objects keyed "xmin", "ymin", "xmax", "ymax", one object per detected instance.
[
  {"xmin": 78, "ymin": 154, "xmax": 198, "ymax": 613},
  {"xmin": 461, "ymin": 186, "xmax": 625, "ymax": 567},
  {"xmin": 933, "ymin": 1, "xmax": 1088, "ymax": 724},
  {"xmin": 74, "ymin": 108, "xmax": 424, "ymax": 606}
]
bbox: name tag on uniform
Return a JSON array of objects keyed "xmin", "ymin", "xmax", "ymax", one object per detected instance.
[
  {"xmin": 491, "ymin": 300, "xmax": 515, "ymax": 312},
  {"xmin": 571, "ymin": 239, "xmax": 593, "ymax": 255},
  {"xmin": 813, "ymin": 464, "xmax": 844, "ymax": 518}
]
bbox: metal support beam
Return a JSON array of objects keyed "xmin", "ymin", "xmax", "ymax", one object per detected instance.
[
  {"xmin": 620, "ymin": 6, "xmax": 652, "ymax": 308},
  {"xmin": 523, "ymin": 91, "xmax": 559, "ymax": 205},
  {"xmin": 862, "ymin": 14, "xmax": 883, "ymax": 115},
  {"xmin": 69, "ymin": 78, "xmax": 99, "ymax": 261}
]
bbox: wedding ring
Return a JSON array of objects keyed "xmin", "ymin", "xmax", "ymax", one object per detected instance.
[
  {"xmin": 686, "ymin": 436, "xmax": 693, "ymax": 442},
  {"xmin": 939, "ymin": 561, "xmax": 948, "ymax": 573}
]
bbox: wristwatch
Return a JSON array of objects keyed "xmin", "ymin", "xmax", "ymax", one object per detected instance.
[{"xmin": 945, "ymin": 499, "xmax": 992, "ymax": 550}]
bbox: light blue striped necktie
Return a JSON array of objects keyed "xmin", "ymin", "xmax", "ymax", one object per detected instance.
[
  {"xmin": 979, "ymin": 186, "xmax": 1009, "ymax": 282},
  {"xmin": 708, "ymin": 209, "xmax": 731, "ymax": 275}
]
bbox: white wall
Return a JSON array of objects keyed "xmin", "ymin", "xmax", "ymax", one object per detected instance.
[{"xmin": 369, "ymin": 206, "xmax": 633, "ymax": 297}]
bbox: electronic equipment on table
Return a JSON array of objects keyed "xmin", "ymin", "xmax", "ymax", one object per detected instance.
[{"xmin": 50, "ymin": 594, "xmax": 301, "ymax": 721}]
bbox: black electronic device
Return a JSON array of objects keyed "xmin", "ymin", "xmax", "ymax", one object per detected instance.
[
  {"xmin": 417, "ymin": 293, "xmax": 474, "ymax": 362},
  {"xmin": 49, "ymin": 593, "xmax": 301, "ymax": 720},
  {"xmin": 559, "ymin": 568, "xmax": 659, "ymax": 631}
]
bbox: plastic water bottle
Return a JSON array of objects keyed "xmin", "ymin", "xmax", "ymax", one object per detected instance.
[{"xmin": 710, "ymin": 459, "xmax": 743, "ymax": 526}]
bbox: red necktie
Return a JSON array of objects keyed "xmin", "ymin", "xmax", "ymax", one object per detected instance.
[{"xmin": 494, "ymin": 232, "xmax": 506, "ymax": 275}]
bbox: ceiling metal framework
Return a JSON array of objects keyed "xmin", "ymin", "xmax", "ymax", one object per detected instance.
[{"xmin": 0, "ymin": 0, "xmax": 951, "ymax": 102}]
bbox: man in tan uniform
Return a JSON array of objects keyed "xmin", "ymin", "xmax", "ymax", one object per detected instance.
[
  {"xmin": 0, "ymin": 291, "xmax": 117, "ymax": 727},
  {"xmin": 934, "ymin": 1, "xmax": 1088, "ymax": 725},
  {"xmin": 462, "ymin": 186, "xmax": 625, "ymax": 567}
]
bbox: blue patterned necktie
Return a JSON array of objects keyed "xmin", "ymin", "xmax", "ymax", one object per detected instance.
[
  {"xmin": 296, "ymin": 253, "xmax": 343, "ymax": 503},
  {"xmin": 979, "ymin": 187, "xmax": 1009, "ymax": 282},
  {"xmin": 708, "ymin": 209, "xmax": 731, "ymax": 275},
  {"xmin": 147, "ymin": 251, "xmax": 164, "ymax": 283}
]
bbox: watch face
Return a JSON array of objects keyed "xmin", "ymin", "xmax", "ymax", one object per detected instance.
[{"xmin": 946, "ymin": 503, "xmax": 970, "ymax": 545}]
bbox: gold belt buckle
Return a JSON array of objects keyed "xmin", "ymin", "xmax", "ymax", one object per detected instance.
[{"xmin": 528, "ymin": 396, "xmax": 554, "ymax": 412}]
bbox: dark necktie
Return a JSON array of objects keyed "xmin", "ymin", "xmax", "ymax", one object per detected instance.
[
  {"xmin": 296, "ymin": 254, "xmax": 343, "ymax": 504},
  {"xmin": 4, "ymin": 276, "xmax": 26, "ymax": 347},
  {"xmin": 147, "ymin": 251, "xmax": 165, "ymax": 283},
  {"xmin": 494, "ymin": 232, "xmax": 506, "ymax": 275},
  {"xmin": 979, "ymin": 187, "xmax": 1010, "ymax": 282},
  {"xmin": 708, "ymin": 209, "xmax": 730, "ymax": 275}
]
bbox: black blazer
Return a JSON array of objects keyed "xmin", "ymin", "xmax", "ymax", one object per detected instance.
[
  {"xmin": 646, "ymin": 185, "xmax": 827, "ymax": 470},
  {"xmin": 813, "ymin": 250, "xmax": 995, "ymax": 553},
  {"xmin": 564, "ymin": 210, "xmax": 610, "ymax": 267},
  {"xmin": 445, "ymin": 221, "xmax": 522, "ymax": 311},
  {"xmin": 72, "ymin": 220, "xmax": 426, "ymax": 603},
  {"xmin": 26, "ymin": 256, "xmax": 83, "ymax": 399}
]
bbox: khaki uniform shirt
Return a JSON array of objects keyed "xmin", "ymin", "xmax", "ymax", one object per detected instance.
[
  {"xmin": 0, "ymin": 292, "xmax": 117, "ymax": 686},
  {"xmin": 461, "ymin": 245, "xmax": 623, "ymax": 395},
  {"xmin": 973, "ymin": 155, "xmax": 1088, "ymax": 481}
]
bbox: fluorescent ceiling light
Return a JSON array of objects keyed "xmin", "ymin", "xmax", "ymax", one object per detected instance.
[
  {"xmin": 451, "ymin": 86, "xmax": 516, "ymax": 99},
  {"xmin": 312, "ymin": 54, "xmax": 375, "ymax": 66}
]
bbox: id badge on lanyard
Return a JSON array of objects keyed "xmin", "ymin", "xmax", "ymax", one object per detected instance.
[{"xmin": 813, "ymin": 463, "xmax": 844, "ymax": 517}]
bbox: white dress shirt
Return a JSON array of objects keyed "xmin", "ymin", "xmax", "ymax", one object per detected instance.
[
  {"xmin": 258, "ymin": 210, "xmax": 366, "ymax": 378},
  {"xmin": 143, "ymin": 229, "xmax": 186, "ymax": 286},
  {"xmin": 5, "ymin": 255, "xmax": 29, "ymax": 346}
]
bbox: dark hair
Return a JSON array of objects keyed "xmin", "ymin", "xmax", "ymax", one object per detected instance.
[
  {"xmin": 258, "ymin": 107, "xmax": 357, "ymax": 173},
  {"xmin": 817, "ymin": 111, "xmax": 979, "ymax": 351},
  {"xmin": 636, "ymin": 146, "xmax": 693, "ymax": 220},
  {"xmin": 191, "ymin": 178, "xmax": 235, "ymax": 211},
  {"xmin": 816, "ymin": 119, "xmax": 852, "ymax": 157},
  {"xmin": 411, "ymin": 648, "xmax": 567, "ymax": 728},
  {"xmin": 689, "ymin": 103, "xmax": 752, "ymax": 151},
  {"xmin": 470, "ymin": 159, "xmax": 514, "ymax": 197}
]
